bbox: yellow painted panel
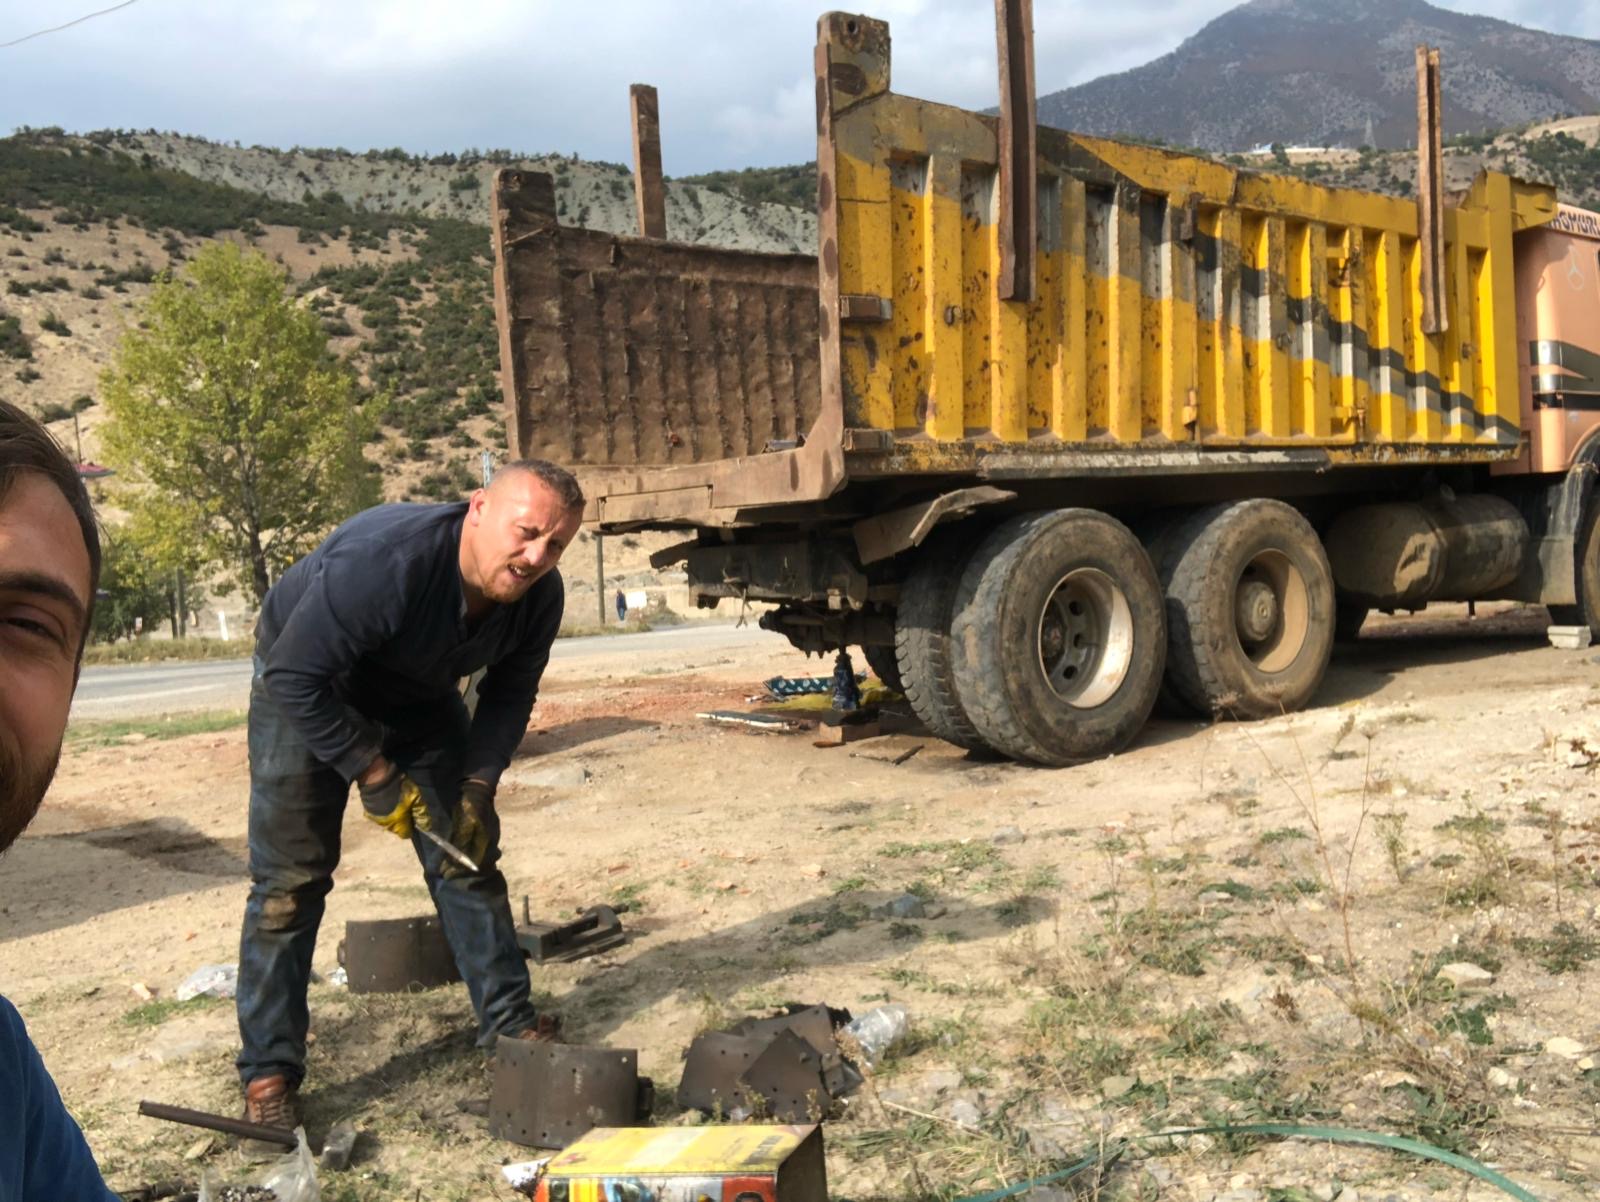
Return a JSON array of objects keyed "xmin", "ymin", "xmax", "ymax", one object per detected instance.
[
  {"xmin": 1053, "ymin": 175, "xmax": 1088, "ymax": 440},
  {"xmin": 822, "ymin": 90, "xmax": 1552, "ymax": 457},
  {"xmin": 959, "ymin": 168, "xmax": 993, "ymax": 431},
  {"xmin": 922, "ymin": 156, "xmax": 965, "ymax": 440},
  {"xmin": 1160, "ymin": 202, "xmax": 1196, "ymax": 442},
  {"xmin": 1406, "ymin": 237, "xmax": 1444, "ymax": 442},
  {"xmin": 1466, "ymin": 172, "xmax": 1520, "ymax": 443},
  {"xmin": 1367, "ymin": 230, "xmax": 1408, "ymax": 441},
  {"xmin": 988, "ymin": 211, "xmax": 1029, "ymax": 441},
  {"xmin": 888, "ymin": 163, "xmax": 927, "ymax": 431},
  {"xmin": 1288, "ymin": 221, "xmax": 1333, "ymax": 438},
  {"xmin": 1107, "ymin": 187, "xmax": 1143, "ymax": 441}
]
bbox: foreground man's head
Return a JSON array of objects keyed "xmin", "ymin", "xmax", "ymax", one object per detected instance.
[{"xmin": 0, "ymin": 400, "xmax": 100, "ymax": 859}]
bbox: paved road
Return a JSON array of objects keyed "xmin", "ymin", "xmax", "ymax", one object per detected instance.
[{"xmin": 71, "ymin": 623, "xmax": 773, "ymax": 719}]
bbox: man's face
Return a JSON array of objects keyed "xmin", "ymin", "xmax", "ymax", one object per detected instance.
[
  {"xmin": 0, "ymin": 473, "xmax": 90, "ymax": 858},
  {"xmin": 464, "ymin": 474, "xmax": 583, "ymax": 606}
]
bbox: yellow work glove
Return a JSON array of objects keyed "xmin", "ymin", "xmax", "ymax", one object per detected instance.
[
  {"xmin": 358, "ymin": 764, "xmax": 432, "ymax": 839},
  {"xmin": 443, "ymin": 779, "xmax": 499, "ymax": 877}
]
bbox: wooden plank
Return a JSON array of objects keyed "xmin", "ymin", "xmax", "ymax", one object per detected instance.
[
  {"xmin": 1415, "ymin": 46, "xmax": 1446, "ymax": 335},
  {"xmin": 629, "ymin": 84, "xmax": 667, "ymax": 239},
  {"xmin": 994, "ymin": 0, "xmax": 1037, "ymax": 302}
]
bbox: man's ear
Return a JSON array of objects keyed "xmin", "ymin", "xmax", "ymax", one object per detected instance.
[{"xmin": 466, "ymin": 488, "xmax": 488, "ymax": 526}]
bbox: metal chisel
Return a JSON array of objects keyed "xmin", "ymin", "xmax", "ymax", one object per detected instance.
[{"xmin": 418, "ymin": 825, "xmax": 481, "ymax": 873}]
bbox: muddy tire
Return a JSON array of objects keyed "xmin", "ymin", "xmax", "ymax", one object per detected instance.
[
  {"xmin": 861, "ymin": 642, "xmax": 904, "ymax": 694},
  {"xmin": 1549, "ymin": 501, "xmax": 1600, "ymax": 637},
  {"xmin": 949, "ymin": 510, "xmax": 1165, "ymax": 766},
  {"xmin": 1162, "ymin": 499, "xmax": 1335, "ymax": 719},
  {"xmin": 894, "ymin": 535, "xmax": 989, "ymax": 752}
]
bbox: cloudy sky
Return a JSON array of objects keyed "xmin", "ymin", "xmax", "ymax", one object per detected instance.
[{"xmin": 2, "ymin": 0, "xmax": 1597, "ymax": 175}]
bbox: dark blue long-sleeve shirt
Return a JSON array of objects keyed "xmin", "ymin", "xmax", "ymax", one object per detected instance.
[
  {"xmin": 0, "ymin": 995, "xmax": 120, "ymax": 1201},
  {"xmin": 257, "ymin": 502, "xmax": 563, "ymax": 784}
]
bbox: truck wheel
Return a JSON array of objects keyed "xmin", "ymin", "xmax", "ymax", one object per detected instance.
[
  {"xmin": 1549, "ymin": 502, "xmax": 1600, "ymax": 637},
  {"xmin": 895, "ymin": 535, "xmax": 990, "ymax": 751},
  {"xmin": 950, "ymin": 510, "xmax": 1165, "ymax": 766},
  {"xmin": 1162, "ymin": 500, "xmax": 1335, "ymax": 719},
  {"xmin": 861, "ymin": 643, "xmax": 904, "ymax": 694}
]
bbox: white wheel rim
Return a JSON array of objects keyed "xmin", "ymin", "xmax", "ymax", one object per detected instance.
[
  {"xmin": 1036, "ymin": 567, "xmax": 1135, "ymax": 708},
  {"xmin": 1234, "ymin": 548, "xmax": 1309, "ymax": 674}
]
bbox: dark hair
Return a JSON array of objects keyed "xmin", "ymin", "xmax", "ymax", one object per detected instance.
[
  {"xmin": 0, "ymin": 400, "xmax": 101, "ymax": 651},
  {"xmin": 496, "ymin": 458, "xmax": 585, "ymax": 513}
]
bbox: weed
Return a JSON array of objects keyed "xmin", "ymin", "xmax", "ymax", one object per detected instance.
[
  {"xmin": 1436, "ymin": 994, "xmax": 1516, "ymax": 1046},
  {"xmin": 1513, "ymin": 921, "xmax": 1600, "ymax": 974},
  {"xmin": 607, "ymin": 881, "xmax": 647, "ymax": 914},
  {"xmin": 783, "ymin": 901, "xmax": 869, "ymax": 944},
  {"xmin": 1201, "ymin": 879, "xmax": 1262, "ymax": 901},
  {"xmin": 1259, "ymin": 826, "xmax": 1310, "ymax": 845},
  {"xmin": 67, "ymin": 709, "xmax": 246, "ymax": 748},
  {"xmin": 121, "ymin": 996, "xmax": 223, "ymax": 1027},
  {"xmin": 1374, "ymin": 809, "xmax": 1410, "ymax": 883},
  {"xmin": 829, "ymin": 875, "xmax": 869, "ymax": 894},
  {"xmin": 887, "ymin": 921, "xmax": 923, "ymax": 942}
]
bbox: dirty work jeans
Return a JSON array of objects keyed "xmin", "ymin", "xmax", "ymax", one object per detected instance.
[{"xmin": 235, "ymin": 663, "xmax": 538, "ymax": 1088}]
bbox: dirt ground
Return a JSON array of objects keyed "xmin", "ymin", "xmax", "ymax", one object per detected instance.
[{"xmin": 7, "ymin": 604, "xmax": 1600, "ymax": 1202}]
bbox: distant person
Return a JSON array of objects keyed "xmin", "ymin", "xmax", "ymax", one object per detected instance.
[
  {"xmin": 0, "ymin": 400, "xmax": 119, "ymax": 1200},
  {"xmin": 235, "ymin": 461, "xmax": 584, "ymax": 1144}
]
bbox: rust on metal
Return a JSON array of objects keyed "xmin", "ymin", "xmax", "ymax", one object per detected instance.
[
  {"xmin": 137, "ymin": 1100, "xmax": 297, "ymax": 1149},
  {"xmin": 995, "ymin": 0, "xmax": 1037, "ymax": 302},
  {"xmin": 338, "ymin": 916, "xmax": 461, "ymax": 994},
  {"xmin": 1416, "ymin": 44, "xmax": 1447, "ymax": 335},
  {"xmin": 852, "ymin": 485, "xmax": 1016, "ymax": 563},
  {"xmin": 488, "ymin": 1040, "xmax": 649, "ymax": 1149},
  {"xmin": 629, "ymin": 83, "xmax": 667, "ymax": 239},
  {"xmin": 490, "ymin": 169, "xmax": 820, "ymax": 471},
  {"xmin": 839, "ymin": 293, "xmax": 892, "ymax": 321}
]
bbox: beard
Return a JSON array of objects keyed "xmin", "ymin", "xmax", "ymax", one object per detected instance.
[{"xmin": 0, "ymin": 732, "xmax": 58, "ymax": 860}]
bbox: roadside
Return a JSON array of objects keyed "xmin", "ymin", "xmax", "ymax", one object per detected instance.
[{"xmin": 12, "ymin": 603, "xmax": 1600, "ymax": 1201}]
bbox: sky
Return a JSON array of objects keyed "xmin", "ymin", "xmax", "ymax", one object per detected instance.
[{"xmin": 2, "ymin": 0, "xmax": 1598, "ymax": 176}]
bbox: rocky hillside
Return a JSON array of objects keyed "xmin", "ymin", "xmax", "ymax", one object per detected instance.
[
  {"xmin": 0, "ymin": 130, "xmax": 816, "ymax": 508},
  {"xmin": 1036, "ymin": 0, "xmax": 1600, "ymax": 152}
]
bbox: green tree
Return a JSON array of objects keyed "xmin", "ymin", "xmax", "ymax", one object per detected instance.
[
  {"xmin": 101, "ymin": 242, "xmax": 377, "ymax": 601},
  {"xmin": 89, "ymin": 527, "xmax": 180, "ymax": 643}
]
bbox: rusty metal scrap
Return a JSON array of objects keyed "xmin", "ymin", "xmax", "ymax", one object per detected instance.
[
  {"xmin": 629, "ymin": 83, "xmax": 667, "ymax": 239},
  {"xmin": 677, "ymin": 1004, "xmax": 862, "ymax": 1121},
  {"xmin": 489, "ymin": 1040, "xmax": 652, "ymax": 1149},
  {"xmin": 338, "ymin": 916, "xmax": 461, "ymax": 995}
]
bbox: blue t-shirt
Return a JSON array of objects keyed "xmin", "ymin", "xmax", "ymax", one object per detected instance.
[{"xmin": 0, "ymin": 995, "xmax": 119, "ymax": 1201}]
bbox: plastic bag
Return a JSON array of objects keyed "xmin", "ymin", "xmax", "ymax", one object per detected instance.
[
  {"xmin": 175, "ymin": 963, "xmax": 238, "ymax": 1001},
  {"xmin": 199, "ymin": 1128, "xmax": 319, "ymax": 1202}
]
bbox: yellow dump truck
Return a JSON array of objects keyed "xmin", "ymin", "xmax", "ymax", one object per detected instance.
[{"xmin": 490, "ymin": 12, "xmax": 1600, "ymax": 766}]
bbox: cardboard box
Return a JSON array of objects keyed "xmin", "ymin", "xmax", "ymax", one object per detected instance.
[{"xmin": 534, "ymin": 1124, "xmax": 826, "ymax": 1202}]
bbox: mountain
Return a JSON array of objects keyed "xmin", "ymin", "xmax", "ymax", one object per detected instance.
[{"xmin": 1035, "ymin": 0, "xmax": 1600, "ymax": 151}]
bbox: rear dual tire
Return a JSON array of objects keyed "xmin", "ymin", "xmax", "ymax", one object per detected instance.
[{"xmin": 948, "ymin": 510, "xmax": 1166, "ymax": 766}]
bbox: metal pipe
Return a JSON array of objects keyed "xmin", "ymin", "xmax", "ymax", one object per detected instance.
[{"xmin": 137, "ymin": 1100, "xmax": 297, "ymax": 1148}]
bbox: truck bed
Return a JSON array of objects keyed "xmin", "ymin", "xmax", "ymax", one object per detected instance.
[{"xmin": 491, "ymin": 12, "xmax": 1557, "ymax": 528}]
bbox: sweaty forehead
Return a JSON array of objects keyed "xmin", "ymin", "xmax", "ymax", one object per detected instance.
[{"xmin": 0, "ymin": 473, "xmax": 91, "ymax": 606}]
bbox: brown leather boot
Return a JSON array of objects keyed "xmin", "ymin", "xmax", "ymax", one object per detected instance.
[
  {"xmin": 510, "ymin": 1013, "xmax": 562, "ymax": 1043},
  {"xmin": 240, "ymin": 1074, "xmax": 301, "ymax": 1158}
]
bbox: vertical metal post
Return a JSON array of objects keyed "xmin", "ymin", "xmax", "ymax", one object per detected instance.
[
  {"xmin": 1416, "ymin": 44, "xmax": 1447, "ymax": 335},
  {"xmin": 630, "ymin": 84, "xmax": 667, "ymax": 239},
  {"xmin": 595, "ymin": 534, "xmax": 607, "ymax": 625},
  {"xmin": 176, "ymin": 567, "xmax": 187, "ymax": 638},
  {"xmin": 995, "ymin": 0, "xmax": 1037, "ymax": 302}
]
